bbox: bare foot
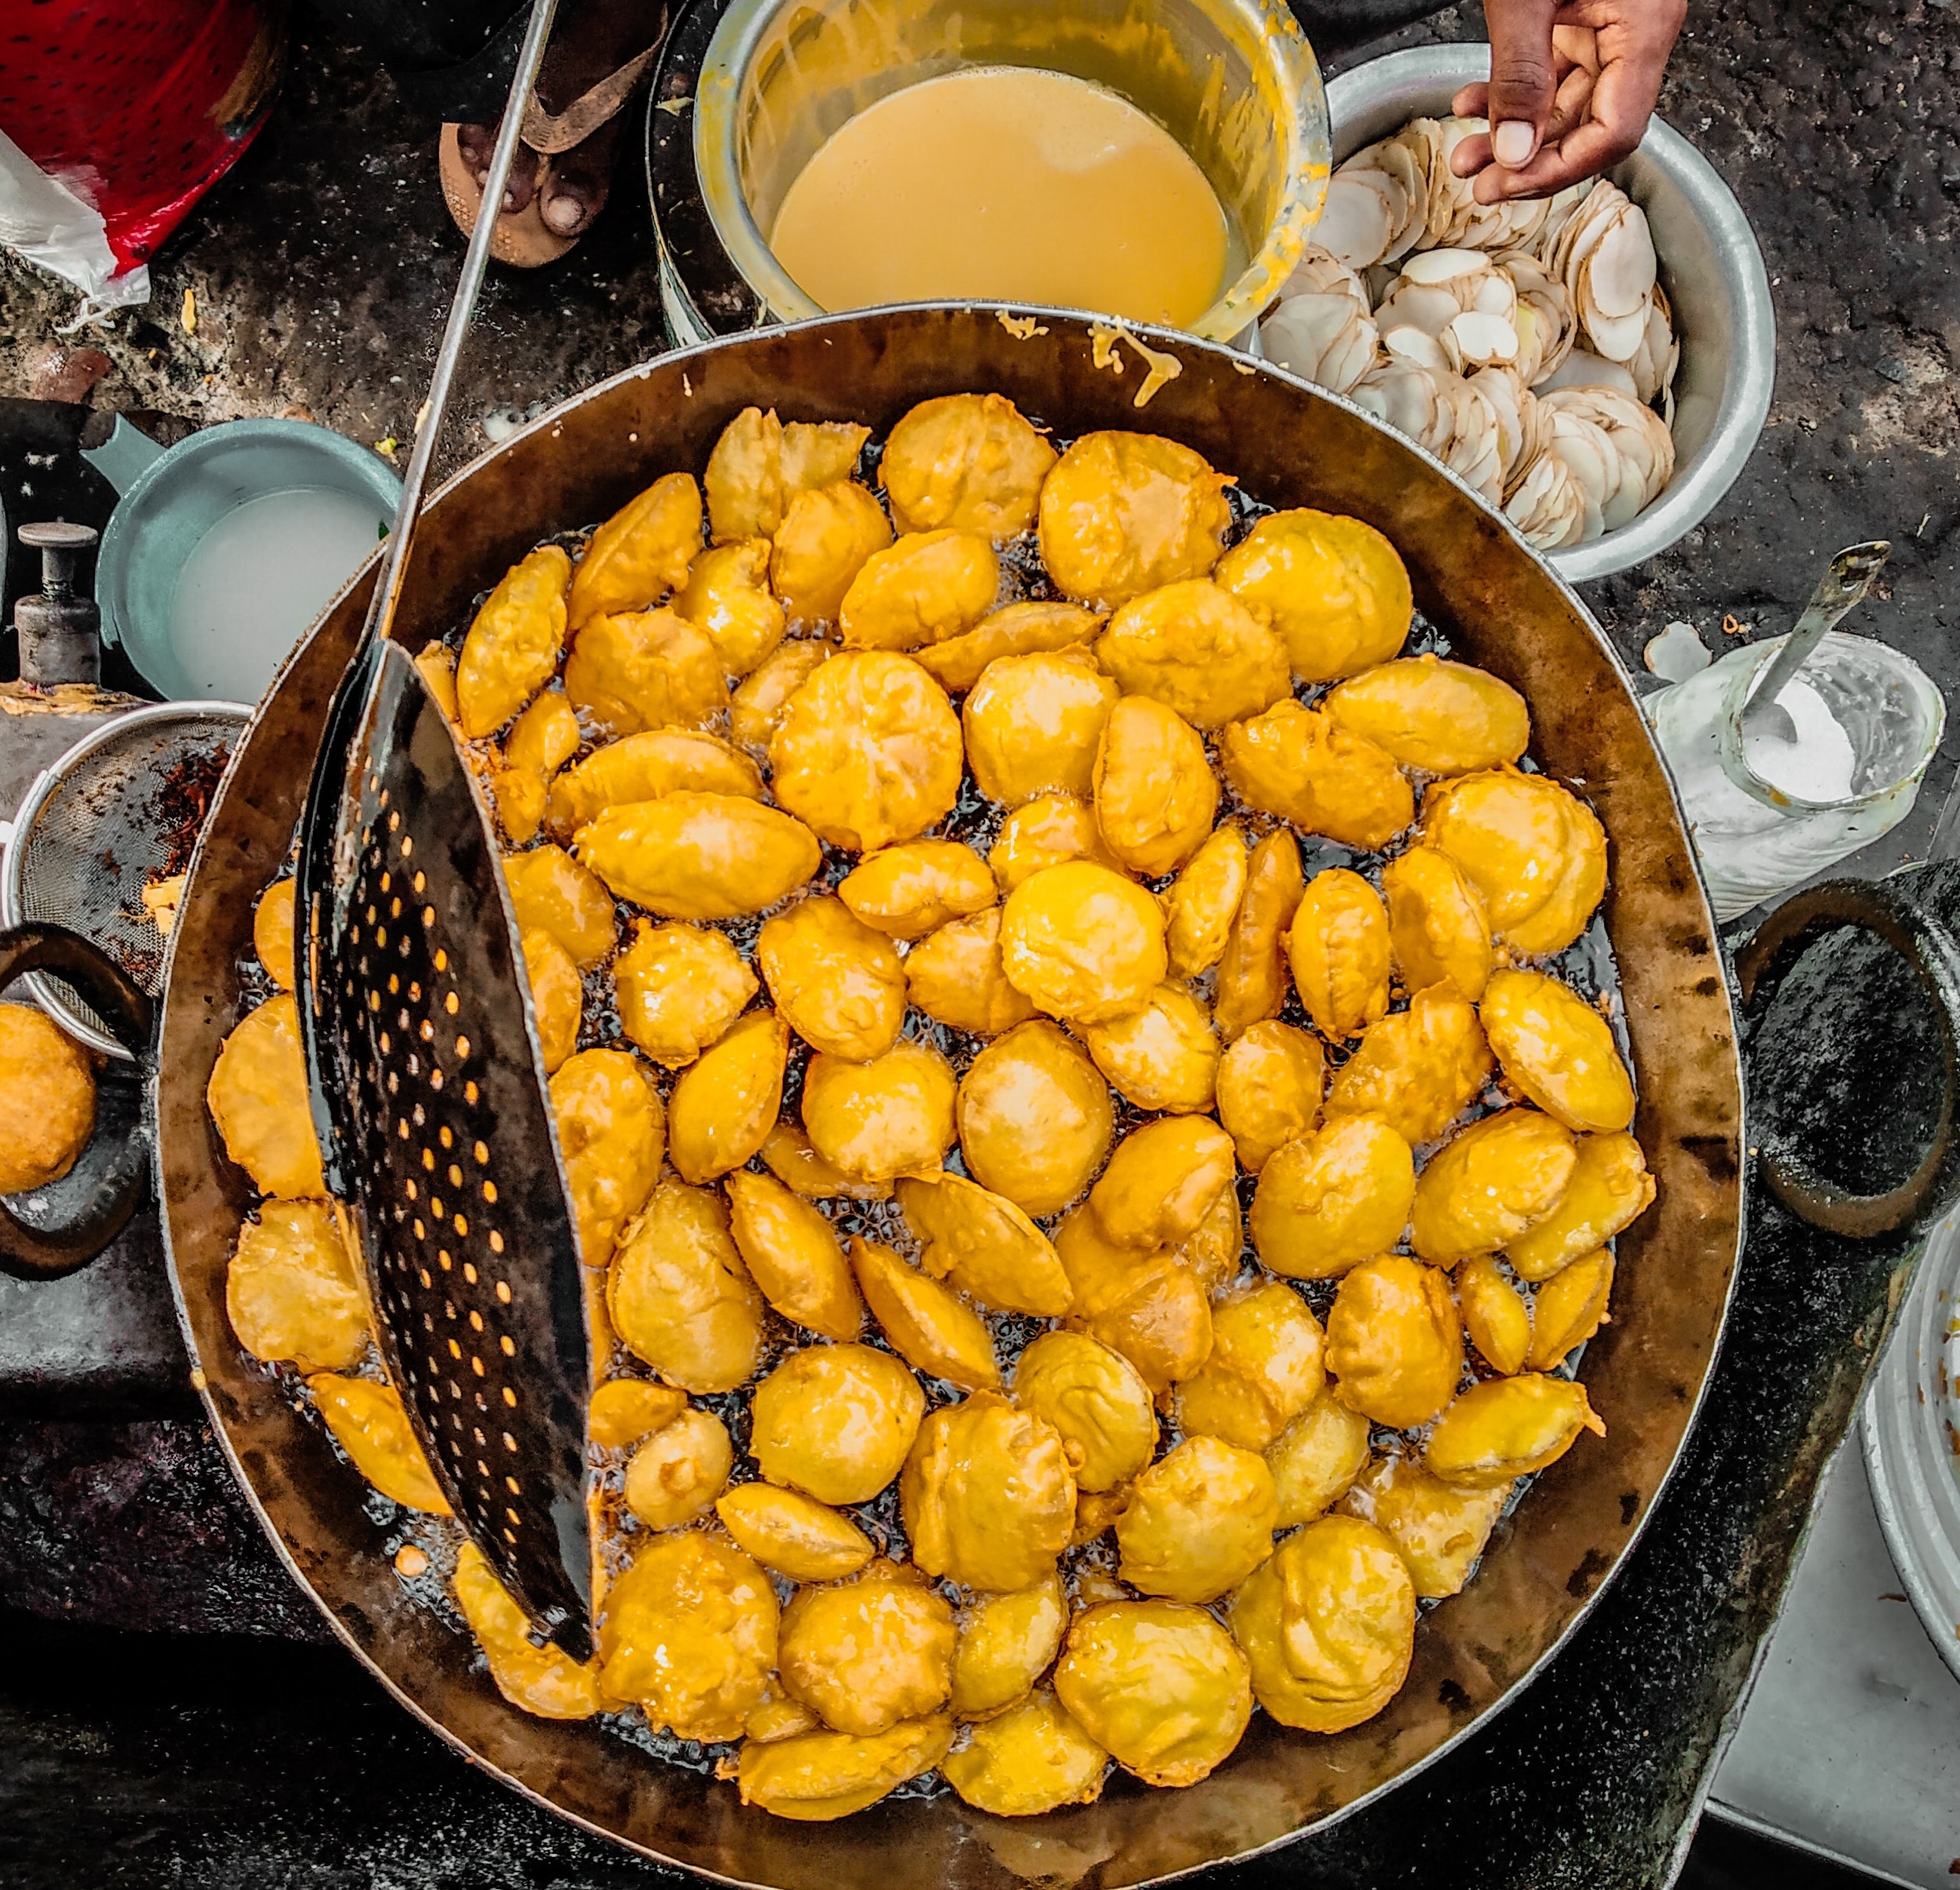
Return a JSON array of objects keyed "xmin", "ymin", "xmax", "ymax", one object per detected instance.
[{"xmin": 455, "ymin": 0, "xmax": 665, "ymax": 237}]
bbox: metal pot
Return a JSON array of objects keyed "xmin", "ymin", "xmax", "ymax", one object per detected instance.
[{"xmin": 2, "ymin": 307, "xmax": 1953, "ymax": 1882}]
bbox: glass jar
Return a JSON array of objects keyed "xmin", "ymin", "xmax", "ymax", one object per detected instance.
[{"xmin": 1646, "ymin": 629, "xmax": 1945, "ymax": 922}]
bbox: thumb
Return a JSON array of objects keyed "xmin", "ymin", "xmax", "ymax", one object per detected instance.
[{"xmin": 1482, "ymin": 0, "xmax": 1560, "ymax": 168}]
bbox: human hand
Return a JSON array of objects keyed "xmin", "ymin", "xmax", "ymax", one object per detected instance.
[{"xmin": 1449, "ymin": 0, "xmax": 1687, "ymax": 202}]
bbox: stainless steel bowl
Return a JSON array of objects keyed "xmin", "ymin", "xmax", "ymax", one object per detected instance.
[{"xmin": 1326, "ymin": 45, "xmax": 1776, "ymax": 583}]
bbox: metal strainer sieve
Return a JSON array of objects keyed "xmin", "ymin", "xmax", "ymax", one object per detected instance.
[{"xmin": 1, "ymin": 702, "xmax": 251, "ymax": 1057}]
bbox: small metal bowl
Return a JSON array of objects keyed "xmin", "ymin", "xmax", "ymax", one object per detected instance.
[{"xmin": 1326, "ymin": 45, "xmax": 1776, "ymax": 582}]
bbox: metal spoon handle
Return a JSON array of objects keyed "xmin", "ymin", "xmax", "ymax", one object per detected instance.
[
  {"xmin": 357, "ymin": 0, "xmax": 560, "ymax": 653},
  {"xmin": 1746, "ymin": 539, "xmax": 1892, "ymax": 719}
]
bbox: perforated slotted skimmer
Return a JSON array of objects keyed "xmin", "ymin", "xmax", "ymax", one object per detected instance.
[{"xmin": 291, "ymin": 0, "xmax": 596, "ymax": 1658}]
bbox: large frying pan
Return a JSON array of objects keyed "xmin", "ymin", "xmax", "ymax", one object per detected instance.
[{"xmin": 58, "ymin": 307, "xmax": 1934, "ymax": 1885}]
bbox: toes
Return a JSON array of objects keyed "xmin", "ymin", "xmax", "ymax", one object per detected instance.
[
  {"xmin": 540, "ymin": 168, "xmax": 603, "ymax": 236},
  {"xmin": 458, "ymin": 122, "xmax": 540, "ymax": 214}
]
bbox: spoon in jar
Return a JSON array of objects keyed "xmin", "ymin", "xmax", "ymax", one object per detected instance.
[{"xmin": 1739, "ymin": 540, "xmax": 1892, "ymax": 748}]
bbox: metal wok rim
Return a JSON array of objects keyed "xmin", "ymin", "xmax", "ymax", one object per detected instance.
[{"xmin": 156, "ymin": 302, "xmax": 1746, "ymax": 1887}]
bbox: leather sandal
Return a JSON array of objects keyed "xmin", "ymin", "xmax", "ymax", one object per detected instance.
[{"xmin": 437, "ymin": 38, "xmax": 660, "ymax": 267}]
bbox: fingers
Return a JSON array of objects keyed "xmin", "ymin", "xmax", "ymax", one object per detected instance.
[
  {"xmin": 1545, "ymin": 62, "xmax": 1597, "ymax": 146},
  {"xmin": 1480, "ymin": 0, "xmax": 1562, "ymax": 168}
]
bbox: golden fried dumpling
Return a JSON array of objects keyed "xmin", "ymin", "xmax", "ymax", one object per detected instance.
[
  {"xmin": 988, "ymin": 791, "xmax": 1129, "ymax": 890},
  {"xmin": 1227, "ymin": 1514, "xmax": 1414, "ymax": 1733},
  {"xmin": 1096, "ymin": 580, "xmax": 1291, "ymax": 731},
  {"xmin": 1425, "ymin": 1373, "xmax": 1604, "ymax": 1486},
  {"xmin": 598, "ymin": 1531, "xmax": 779, "ymax": 1741},
  {"xmin": 1091, "ymin": 693, "xmax": 1218, "ymax": 877},
  {"xmin": 849, "ymin": 1236, "xmax": 1000, "ymax": 1391},
  {"xmin": 1054, "ymin": 1601, "xmax": 1251, "ymax": 1787},
  {"xmin": 493, "ymin": 761, "xmax": 550, "ymax": 847},
  {"xmin": 704, "ymin": 407, "xmax": 869, "ymax": 542},
  {"xmin": 1338, "ymin": 1452, "xmax": 1511, "ymax": 1598},
  {"xmin": 1410, "ymin": 1108, "xmax": 1578, "ymax": 1265},
  {"xmin": 589, "ymin": 1377, "xmax": 689, "ymax": 1450},
  {"xmin": 751, "ymin": 1343, "xmax": 925, "ymax": 1504},
  {"xmin": 550, "ymin": 1048, "xmax": 665, "ymax": 1261},
  {"xmin": 0, "ymin": 1001, "xmax": 95, "ymax": 1194},
  {"xmin": 1325, "ymin": 984, "xmax": 1494, "ymax": 1147},
  {"xmin": 1175, "ymin": 1280, "xmax": 1327, "ymax": 1453},
  {"xmin": 1218, "ymin": 699, "xmax": 1414, "ymax": 850},
  {"xmin": 724, "ymin": 1169, "xmax": 864, "ymax": 1341},
  {"xmin": 1212, "ymin": 507, "xmax": 1411, "ymax": 683},
  {"xmin": 1038, "ymin": 431, "xmax": 1233, "ymax": 607},
  {"xmin": 1116, "ymin": 1434, "xmax": 1277, "ymax": 1603},
  {"xmin": 1324, "ymin": 655, "xmax": 1530, "ymax": 775},
  {"xmin": 837, "ymin": 839, "xmax": 995, "ymax": 939},
  {"xmin": 895, "ymin": 1171, "xmax": 1071, "ymax": 1317},
  {"xmin": 252, "ymin": 877, "xmax": 296, "ymax": 992},
  {"xmin": 716, "ymin": 1482, "xmax": 876, "ymax": 1582},
  {"xmin": 206, "ymin": 993, "xmax": 324, "ymax": 1199},
  {"xmin": 1179, "ymin": 1181, "xmax": 1244, "ymax": 1294},
  {"xmin": 1380, "ymin": 846, "xmax": 1492, "ymax": 1001},
  {"xmin": 673, "ymin": 537, "xmax": 786, "ymax": 676},
  {"xmin": 521, "ymin": 925, "xmax": 581, "ymax": 1073},
  {"xmin": 576, "ymin": 792, "xmax": 821, "ymax": 920},
  {"xmin": 1090, "ymin": 1115, "xmax": 1235, "ymax": 1251},
  {"xmin": 779, "ymin": 1561, "xmax": 955, "ymax": 1737},
  {"xmin": 568, "ymin": 472, "xmax": 703, "ymax": 629},
  {"xmin": 1265, "ymin": 1390, "xmax": 1373, "ymax": 1527},
  {"xmin": 883, "ymin": 392, "xmax": 1057, "ymax": 539},
  {"xmin": 1215, "ymin": 1019, "xmax": 1324, "ymax": 1173},
  {"xmin": 1288, "ymin": 868, "xmax": 1392, "ymax": 1041},
  {"xmin": 1480, "ymin": 968, "xmax": 1636, "ymax": 1134},
  {"xmin": 999, "ymin": 861, "xmax": 1168, "ymax": 1024},
  {"xmin": 963, "ymin": 649, "xmax": 1118, "ymax": 807},
  {"xmin": 770, "ymin": 480, "xmax": 894, "ymax": 624},
  {"xmin": 623, "ymin": 1403, "xmax": 733, "ymax": 1530},
  {"xmin": 839, "ymin": 530, "xmax": 1001, "ymax": 651},
  {"xmin": 943, "ymin": 1689, "xmax": 1108, "ymax": 1816},
  {"xmin": 1079, "ymin": 983, "xmax": 1219, "ymax": 1115},
  {"xmin": 1055, "ymin": 1207, "xmax": 1214, "ymax": 1393},
  {"xmin": 769, "ymin": 650, "xmax": 962, "ymax": 852},
  {"xmin": 901, "ymin": 1390, "xmax": 1076, "ymax": 1593},
  {"xmin": 1163, "ymin": 821, "xmax": 1248, "ymax": 978},
  {"xmin": 546, "ymin": 728, "xmax": 762, "ymax": 841},
  {"xmin": 453, "ymin": 1540, "xmax": 604, "ymax": 1719},
  {"xmin": 667, "ymin": 1009, "xmax": 788, "ymax": 1183},
  {"xmin": 1506, "ymin": 1131, "xmax": 1653, "ymax": 1281},
  {"xmin": 1214, "ymin": 828, "xmax": 1304, "ymax": 1042},
  {"xmin": 1526, "ymin": 1248, "xmax": 1614, "ymax": 1369},
  {"xmin": 308, "ymin": 1373, "xmax": 450, "ymax": 1513},
  {"xmin": 414, "ymin": 641, "xmax": 460, "ymax": 723},
  {"xmin": 1011, "ymin": 1331, "xmax": 1157, "ymax": 1493},
  {"xmin": 735, "ymin": 1715, "xmax": 953, "ymax": 1822},
  {"xmin": 903, "ymin": 909, "xmax": 1040, "ymax": 1036},
  {"xmin": 1457, "ymin": 1252, "xmax": 1532, "ymax": 1373},
  {"xmin": 756, "ymin": 895, "xmax": 906, "ymax": 1063},
  {"xmin": 730, "ymin": 639, "xmax": 829, "ymax": 754},
  {"xmin": 1324, "ymin": 1254, "xmax": 1463, "ymax": 1430},
  {"xmin": 504, "ymin": 842, "xmax": 618, "ymax": 965},
  {"xmin": 1248, "ymin": 1113, "xmax": 1414, "ymax": 1280},
  {"xmin": 457, "ymin": 544, "xmax": 570, "ymax": 738},
  {"xmin": 913, "ymin": 600, "xmax": 1103, "ymax": 695},
  {"xmin": 1420, "ymin": 766, "xmax": 1607, "ymax": 957},
  {"xmin": 607, "ymin": 1179, "xmax": 765, "ymax": 1392},
  {"xmin": 956, "ymin": 1021, "xmax": 1115, "ymax": 1215},
  {"xmin": 948, "ymin": 1576, "xmax": 1068, "ymax": 1719},
  {"xmin": 613, "ymin": 920, "xmax": 758, "ymax": 1068},
  {"xmin": 495, "ymin": 691, "xmax": 583, "ymax": 845},
  {"xmin": 759, "ymin": 1121, "xmax": 893, "ymax": 1203},
  {"xmin": 563, "ymin": 607, "xmax": 728, "ymax": 739},
  {"xmin": 227, "ymin": 1199, "xmax": 367, "ymax": 1372},
  {"xmin": 801, "ymin": 1040, "xmax": 958, "ymax": 1181}
]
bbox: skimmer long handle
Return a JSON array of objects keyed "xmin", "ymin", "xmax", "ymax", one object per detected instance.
[{"xmin": 358, "ymin": 0, "xmax": 560, "ymax": 653}]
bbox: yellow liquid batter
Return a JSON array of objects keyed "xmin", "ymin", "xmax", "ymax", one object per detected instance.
[{"xmin": 769, "ymin": 67, "xmax": 1233, "ymax": 329}]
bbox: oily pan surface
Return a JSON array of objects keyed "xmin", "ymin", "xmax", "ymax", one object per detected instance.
[{"xmin": 157, "ymin": 307, "xmax": 1742, "ymax": 1889}]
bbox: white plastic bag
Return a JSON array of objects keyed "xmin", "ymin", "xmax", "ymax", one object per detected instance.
[{"xmin": 0, "ymin": 126, "xmax": 150, "ymax": 324}]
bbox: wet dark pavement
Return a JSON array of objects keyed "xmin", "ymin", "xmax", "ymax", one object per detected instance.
[{"xmin": 0, "ymin": 0, "xmax": 1956, "ymax": 1884}]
